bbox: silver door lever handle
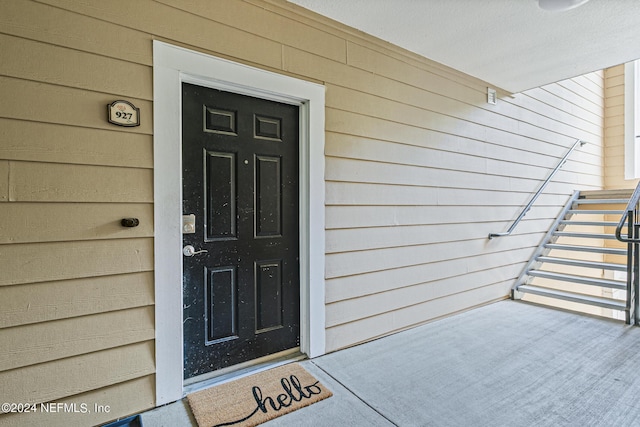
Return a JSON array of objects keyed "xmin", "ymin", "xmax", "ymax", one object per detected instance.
[{"xmin": 183, "ymin": 245, "xmax": 208, "ymax": 257}]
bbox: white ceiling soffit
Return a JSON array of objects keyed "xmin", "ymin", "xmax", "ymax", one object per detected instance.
[{"xmin": 287, "ymin": 0, "xmax": 640, "ymax": 93}]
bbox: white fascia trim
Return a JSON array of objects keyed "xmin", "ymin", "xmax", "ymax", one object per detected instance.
[{"xmin": 153, "ymin": 41, "xmax": 326, "ymax": 405}]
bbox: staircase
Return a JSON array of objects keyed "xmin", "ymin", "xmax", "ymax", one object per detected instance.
[{"xmin": 513, "ymin": 189, "xmax": 633, "ymax": 320}]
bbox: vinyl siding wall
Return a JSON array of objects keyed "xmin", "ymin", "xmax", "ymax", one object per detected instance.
[
  {"xmin": 0, "ymin": 0, "xmax": 605, "ymax": 425},
  {"xmin": 603, "ymin": 65, "xmax": 637, "ymax": 276},
  {"xmin": 0, "ymin": 1, "xmax": 156, "ymax": 426},
  {"xmin": 603, "ymin": 63, "xmax": 639, "ymax": 190},
  {"xmin": 604, "ymin": 64, "xmax": 630, "ymax": 190}
]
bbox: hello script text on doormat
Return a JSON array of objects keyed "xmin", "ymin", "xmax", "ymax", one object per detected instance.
[{"xmin": 187, "ymin": 363, "xmax": 333, "ymax": 427}]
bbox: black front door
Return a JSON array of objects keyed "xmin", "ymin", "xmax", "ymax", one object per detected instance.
[{"xmin": 182, "ymin": 83, "xmax": 300, "ymax": 380}]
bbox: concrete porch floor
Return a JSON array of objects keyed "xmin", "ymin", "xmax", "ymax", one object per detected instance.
[{"xmin": 140, "ymin": 300, "xmax": 640, "ymax": 426}]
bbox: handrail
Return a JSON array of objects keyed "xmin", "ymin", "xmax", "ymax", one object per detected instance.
[
  {"xmin": 488, "ymin": 139, "xmax": 586, "ymax": 239},
  {"xmin": 615, "ymin": 180, "xmax": 640, "ymax": 243},
  {"xmin": 615, "ymin": 180, "xmax": 640, "ymax": 325}
]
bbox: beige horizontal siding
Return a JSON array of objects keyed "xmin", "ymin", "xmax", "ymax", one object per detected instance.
[
  {"xmin": 0, "ymin": 203, "xmax": 153, "ymax": 244},
  {"xmin": 327, "ymin": 263, "xmax": 524, "ymax": 328},
  {"xmin": 0, "ymin": 33, "xmax": 152, "ymax": 100},
  {"xmin": 602, "ymin": 65, "xmax": 636, "ymax": 265},
  {"xmin": 326, "ymin": 281, "xmax": 511, "ymax": 350},
  {"xmin": 0, "ymin": 77, "xmax": 152, "ymax": 134},
  {"xmin": 529, "ymin": 81, "xmax": 604, "ymax": 116},
  {"xmin": 0, "ymin": 0, "xmax": 153, "ymax": 66},
  {"xmin": 0, "ymin": 272, "xmax": 154, "ymax": 328},
  {"xmin": 604, "ymin": 65, "xmax": 625, "ymax": 189},
  {"xmin": 1, "ymin": 1, "xmax": 157, "ymax": 417},
  {"xmin": 326, "ymin": 152, "xmax": 600, "ymax": 192},
  {"xmin": 0, "ymin": 238, "xmax": 154, "ymax": 287},
  {"xmin": 8, "ymin": 162, "xmax": 153, "ymax": 202},
  {"xmin": 0, "ymin": 77, "xmax": 153, "ymax": 134},
  {"xmin": 33, "ymin": 0, "xmax": 604, "ymax": 347},
  {"xmin": 313, "ymin": 19, "xmax": 603, "ymax": 350},
  {"xmin": 37, "ymin": 0, "xmax": 285, "ymax": 70},
  {"xmin": 0, "ymin": 161, "xmax": 7, "ymax": 201},
  {"xmin": 326, "ymin": 218, "xmax": 559, "ymax": 255},
  {"xmin": 157, "ymin": 0, "xmax": 347, "ymax": 63},
  {"xmin": 0, "ymin": 376, "xmax": 155, "ymax": 427},
  {"xmin": 344, "ymin": 41, "xmax": 602, "ymax": 140},
  {"xmin": 326, "ymin": 232, "xmax": 545, "ymax": 279},
  {"xmin": 1, "ymin": 359, "xmax": 154, "ymax": 427},
  {"xmin": 326, "ymin": 182, "xmax": 574, "ymax": 207},
  {"xmin": 326, "ymin": 246, "xmax": 534, "ymax": 303},
  {"xmin": 0, "ymin": 119, "xmax": 153, "ymax": 168},
  {"xmin": 320, "ymin": 48, "xmax": 603, "ymax": 344},
  {"xmin": 0, "ymin": 0, "xmax": 610, "ymax": 424},
  {"xmin": 604, "ymin": 65, "xmax": 634, "ymax": 190},
  {"xmin": 0, "ymin": 340, "xmax": 155, "ymax": 404},
  {"xmin": 345, "ymin": 41, "xmax": 486, "ymax": 104},
  {"xmin": 0, "ymin": 307, "xmax": 154, "ymax": 371},
  {"xmin": 324, "ymin": 105, "xmax": 601, "ymax": 173},
  {"xmin": 326, "ymin": 204, "xmax": 561, "ymax": 230}
]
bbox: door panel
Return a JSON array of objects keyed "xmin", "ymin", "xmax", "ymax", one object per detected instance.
[
  {"xmin": 205, "ymin": 266, "xmax": 237, "ymax": 344},
  {"xmin": 205, "ymin": 151, "xmax": 236, "ymax": 241},
  {"xmin": 255, "ymin": 155, "xmax": 282, "ymax": 237},
  {"xmin": 255, "ymin": 260, "xmax": 283, "ymax": 332},
  {"xmin": 182, "ymin": 83, "xmax": 300, "ymax": 379}
]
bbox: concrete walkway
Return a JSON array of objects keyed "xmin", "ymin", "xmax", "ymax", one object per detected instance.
[{"xmin": 141, "ymin": 300, "xmax": 640, "ymax": 426}]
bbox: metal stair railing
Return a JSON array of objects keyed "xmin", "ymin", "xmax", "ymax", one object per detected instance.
[
  {"xmin": 489, "ymin": 139, "xmax": 586, "ymax": 239},
  {"xmin": 615, "ymin": 181, "xmax": 640, "ymax": 325}
]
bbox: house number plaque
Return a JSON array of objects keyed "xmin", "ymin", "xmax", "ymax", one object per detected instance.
[{"xmin": 107, "ymin": 100, "xmax": 140, "ymax": 127}]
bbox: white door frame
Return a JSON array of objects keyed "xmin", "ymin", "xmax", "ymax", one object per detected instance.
[{"xmin": 153, "ymin": 41, "xmax": 326, "ymax": 405}]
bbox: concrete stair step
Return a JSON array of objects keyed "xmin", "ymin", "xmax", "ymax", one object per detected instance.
[
  {"xmin": 579, "ymin": 189, "xmax": 634, "ymax": 199},
  {"xmin": 545, "ymin": 243, "xmax": 627, "ymax": 256},
  {"xmin": 568, "ymin": 209, "xmax": 624, "ymax": 215},
  {"xmin": 574, "ymin": 198, "xmax": 629, "ymax": 205},
  {"xmin": 527, "ymin": 270, "xmax": 626, "ymax": 290},
  {"xmin": 559, "ymin": 220, "xmax": 621, "ymax": 227},
  {"xmin": 536, "ymin": 256, "xmax": 627, "ymax": 271},
  {"xmin": 553, "ymin": 231, "xmax": 618, "ymax": 240},
  {"xmin": 516, "ymin": 284, "xmax": 626, "ymax": 311}
]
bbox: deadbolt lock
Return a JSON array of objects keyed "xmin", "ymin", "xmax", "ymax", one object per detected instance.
[{"xmin": 182, "ymin": 214, "xmax": 196, "ymax": 234}]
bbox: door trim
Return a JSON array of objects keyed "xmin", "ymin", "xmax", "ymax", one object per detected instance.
[{"xmin": 153, "ymin": 41, "xmax": 326, "ymax": 405}]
